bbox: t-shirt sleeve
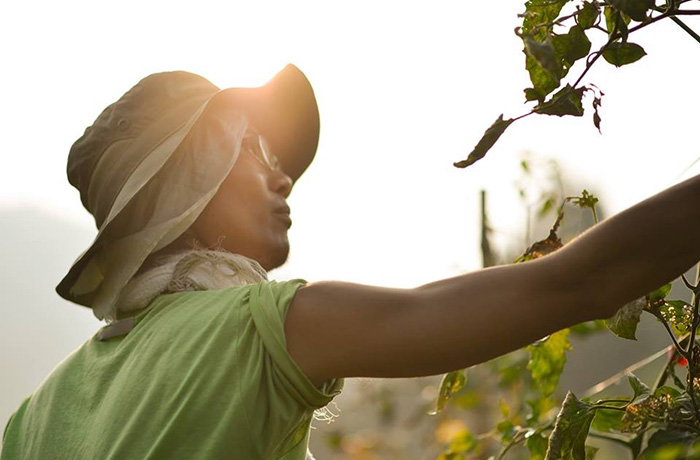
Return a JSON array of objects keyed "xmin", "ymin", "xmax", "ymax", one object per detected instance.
[{"xmin": 248, "ymin": 279, "xmax": 343, "ymax": 409}]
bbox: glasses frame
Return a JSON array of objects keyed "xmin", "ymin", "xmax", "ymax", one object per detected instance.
[{"xmin": 242, "ymin": 131, "xmax": 282, "ymax": 172}]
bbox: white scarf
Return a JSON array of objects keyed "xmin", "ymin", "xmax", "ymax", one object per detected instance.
[{"xmin": 116, "ymin": 248, "xmax": 268, "ymax": 315}]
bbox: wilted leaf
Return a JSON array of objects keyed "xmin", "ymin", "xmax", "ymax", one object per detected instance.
[
  {"xmin": 545, "ymin": 392, "xmax": 596, "ymax": 460},
  {"xmin": 569, "ymin": 190, "xmax": 599, "ymax": 210},
  {"xmin": 602, "ymin": 42, "xmax": 647, "ymax": 67},
  {"xmin": 592, "ymin": 95, "xmax": 603, "ymax": 133},
  {"xmin": 518, "ymin": 211, "xmax": 564, "ymax": 262},
  {"xmin": 431, "ymin": 370, "xmax": 467, "ymax": 414},
  {"xmin": 577, "ymin": 2, "xmax": 599, "ymax": 29},
  {"xmin": 606, "ymin": 297, "xmax": 645, "ymax": 340},
  {"xmin": 535, "ymin": 85, "xmax": 585, "ymax": 117},
  {"xmin": 608, "ymin": 0, "xmax": 653, "ymax": 22},
  {"xmin": 454, "ymin": 115, "xmax": 514, "ymax": 169},
  {"xmin": 527, "ymin": 329, "xmax": 572, "ymax": 396}
]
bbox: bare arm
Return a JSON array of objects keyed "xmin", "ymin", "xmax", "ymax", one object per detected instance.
[{"xmin": 285, "ymin": 174, "xmax": 700, "ymax": 386}]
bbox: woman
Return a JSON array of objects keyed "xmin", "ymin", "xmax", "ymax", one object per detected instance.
[{"xmin": 2, "ymin": 64, "xmax": 700, "ymax": 459}]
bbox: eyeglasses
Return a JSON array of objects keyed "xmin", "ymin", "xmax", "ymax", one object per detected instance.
[{"xmin": 242, "ymin": 131, "xmax": 281, "ymax": 172}]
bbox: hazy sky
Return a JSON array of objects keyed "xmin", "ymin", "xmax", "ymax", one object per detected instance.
[{"xmin": 2, "ymin": 0, "xmax": 699, "ymax": 444}]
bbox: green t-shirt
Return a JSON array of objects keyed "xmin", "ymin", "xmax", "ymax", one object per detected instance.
[{"xmin": 2, "ymin": 279, "xmax": 342, "ymax": 459}]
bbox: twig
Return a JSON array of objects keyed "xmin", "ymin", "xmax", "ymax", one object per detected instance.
[{"xmin": 670, "ymin": 16, "xmax": 700, "ymax": 43}]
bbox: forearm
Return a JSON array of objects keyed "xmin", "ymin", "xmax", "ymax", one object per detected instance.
[
  {"xmin": 554, "ymin": 173, "xmax": 700, "ymax": 314},
  {"xmin": 411, "ymin": 173, "xmax": 700, "ymax": 374}
]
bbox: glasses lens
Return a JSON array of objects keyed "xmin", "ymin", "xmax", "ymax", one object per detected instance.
[{"xmin": 244, "ymin": 133, "xmax": 279, "ymax": 171}]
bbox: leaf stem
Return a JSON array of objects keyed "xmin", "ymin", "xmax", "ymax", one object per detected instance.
[
  {"xmin": 650, "ymin": 310, "xmax": 688, "ymax": 358},
  {"xmin": 587, "ymin": 429, "xmax": 633, "ymax": 448},
  {"xmin": 592, "ymin": 404, "xmax": 627, "ymax": 411}
]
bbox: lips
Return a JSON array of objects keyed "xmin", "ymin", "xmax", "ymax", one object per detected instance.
[{"xmin": 273, "ymin": 204, "xmax": 292, "ymax": 227}]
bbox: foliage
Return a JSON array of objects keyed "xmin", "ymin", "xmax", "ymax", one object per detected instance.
[
  {"xmin": 389, "ymin": 2, "xmax": 700, "ymax": 460},
  {"xmin": 433, "ymin": 187, "xmax": 700, "ymax": 459},
  {"xmin": 432, "ymin": 3, "xmax": 700, "ymax": 458},
  {"xmin": 454, "ymin": 0, "xmax": 700, "ymax": 169}
]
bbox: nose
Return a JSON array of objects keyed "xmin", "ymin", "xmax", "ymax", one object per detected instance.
[{"xmin": 271, "ymin": 168, "xmax": 293, "ymax": 198}]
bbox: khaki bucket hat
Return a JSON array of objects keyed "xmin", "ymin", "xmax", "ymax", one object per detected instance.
[{"xmin": 57, "ymin": 64, "xmax": 320, "ymax": 321}]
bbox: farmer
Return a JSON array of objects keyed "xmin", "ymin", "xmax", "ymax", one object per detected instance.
[{"xmin": 2, "ymin": 64, "xmax": 700, "ymax": 460}]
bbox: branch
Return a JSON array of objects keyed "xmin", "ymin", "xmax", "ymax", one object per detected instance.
[{"xmin": 671, "ymin": 16, "xmax": 700, "ymax": 45}]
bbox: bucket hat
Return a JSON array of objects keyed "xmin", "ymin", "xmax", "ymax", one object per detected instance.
[{"xmin": 56, "ymin": 64, "xmax": 320, "ymax": 321}]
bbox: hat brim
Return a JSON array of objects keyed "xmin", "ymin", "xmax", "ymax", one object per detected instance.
[{"xmin": 57, "ymin": 64, "xmax": 319, "ymax": 318}]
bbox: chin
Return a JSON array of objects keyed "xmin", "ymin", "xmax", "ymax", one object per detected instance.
[{"xmin": 260, "ymin": 245, "xmax": 290, "ymax": 271}]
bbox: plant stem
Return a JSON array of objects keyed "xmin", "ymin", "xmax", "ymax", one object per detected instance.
[
  {"xmin": 587, "ymin": 430, "xmax": 633, "ymax": 448},
  {"xmin": 670, "ymin": 16, "xmax": 700, "ymax": 44},
  {"xmin": 652, "ymin": 311, "xmax": 688, "ymax": 357},
  {"xmin": 685, "ymin": 270, "xmax": 700, "ymax": 421}
]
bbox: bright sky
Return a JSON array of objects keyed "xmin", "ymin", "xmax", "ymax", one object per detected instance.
[
  {"xmin": 3, "ymin": 1, "xmax": 699, "ymax": 282},
  {"xmin": 1, "ymin": 0, "xmax": 699, "ymax": 438}
]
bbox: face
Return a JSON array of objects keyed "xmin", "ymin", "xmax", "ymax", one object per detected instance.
[{"xmin": 189, "ymin": 130, "xmax": 294, "ymax": 270}]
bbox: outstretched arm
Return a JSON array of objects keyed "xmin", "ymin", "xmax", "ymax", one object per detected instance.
[{"xmin": 285, "ymin": 174, "xmax": 700, "ymax": 386}]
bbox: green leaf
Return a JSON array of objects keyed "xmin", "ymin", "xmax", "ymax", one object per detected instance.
[
  {"xmin": 606, "ymin": 297, "xmax": 645, "ymax": 340},
  {"xmin": 527, "ymin": 431, "xmax": 550, "ymax": 460},
  {"xmin": 552, "ymin": 25, "xmax": 592, "ymax": 69},
  {"xmin": 640, "ymin": 429, "xmax": 700, "ymax": 459},
  {"xmin": 608, "ymin": 0, "xmax": 653, "ymax": 22},
  {"xmin": 525, "ymin": 53, "xmax": 563, "ymax": 102},
  {"xmin": 545, "ymin": 392, "xmax": 597, "ymax": 460},
  {"xmin": 454, "ymin": 115, "xmax": 514, "ymax": 169},
  {"xmin": 535, "ymin": 85, "xmax": 585, "ymax": 117},
  {"xmin": 430, "ymin": 370, "xmax": 467, "ymax": 414},
  {"xmin": 448, "ymin": 429, "xmax": 478, "ymax": 454},
  {"xmin": 591, "ymin": 405, "xmax": 625, "ymax": 432},
  {"xmin": 659, "ymin": 300, "xmax": 693, "ymax": 335},
  {"xmin": 602, "ymin": 42, "xmax": 647, "ymax": 67},
  {"xmin": 577, "ymin": 2, "xmax": 599, "ymax": 30},
  {"xmin": 649, "ymin": 283, "xmax": 673, "ymax": 304},
  {"xmin": 525, "ymin": 36, "xmax": 562, "ymax": 78},
  {"xmin": 628, "ymin": 373, "xmax": 651, "ymax": 403},
  {"xmin": 570, "ymin": 319, "xmax": 607, "ymax": 336},
  {"xmin": 604, "ymin": 7, "xmax": 631, "ymax": 39},
  {"xmin": 522, "ymin": 0, "xmax": 571, "ymax": 40},
  {"xmin": 527, "ymin": 329, "xmax": 572, "ymax": 397},
  {"xmin": 622, "ymin": 390, "xmax": 674, "ymax": 432},
  {"xmin": 497, "ymin": 419, "xmax": 517, "ymax": 443},
  {"xmin": 585, "ymin": 446, "xmax": 599, "ymax": 459}
]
